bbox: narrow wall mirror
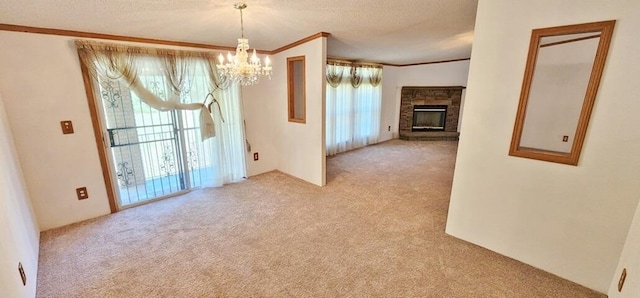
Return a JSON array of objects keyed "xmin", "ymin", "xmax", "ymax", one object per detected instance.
[
  {"xmin": 287, "ymin": 56, "xmax": 306, "ymax": 123},
  {"xmin": 509, "ymin": 20, "xmax": 615, "ymax": 165}
]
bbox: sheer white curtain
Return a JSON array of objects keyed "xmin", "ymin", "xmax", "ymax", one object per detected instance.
[
  {"xmin": 207, "ymin": 84, "xmax": 247, "ymax": 186},
  {"xmin": 326, "ymin": 66, "xmax": 352, "ymax": 155},
  {"xmin": 353, "ymin": 80, "xmax": 381, "ymax": 146},
  {"xmin": 128, "ymin": 56, "xmax": 247, "ymax": 187},
  {"xmin": 326, "ymin": 65, "xmax": 382, "ymax": 156}
]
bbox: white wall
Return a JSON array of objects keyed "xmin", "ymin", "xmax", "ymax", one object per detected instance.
[
  {"xmin": 0, "ymin": 32, "xmax": 112, "ymax": 230},
  {"xmin": 446, "ymin": 0, "xmax": 640, "ymax": 293},
  {"xmin": 275, "ymin": 39, "xmax": 326, "ymax": 186},
  {"xmin": 610, "ymin": 202, "xmax": 640, "ymax": 297},
  {"xmin": 380, "ymin": 61, "xmax": 470, "ymax": 141},
  {"xmin": 607, "ymin": 2, "xmax": 640, "ymax": 296},
  {"xmin": 0, "ymin": 91, "xmax": 40, "ymax": 297},
  {"xmin": 244, "ymin": 38, "xmax": 327, "ymax": 186},
  {"xmin": 241, "ymin": 81, "xmax": 280, "ymax": 177}
]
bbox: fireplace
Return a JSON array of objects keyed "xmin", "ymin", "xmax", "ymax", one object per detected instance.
[
  {"xmin": 412, "ymin": 105, "xmax": 447, "ymax": 131},
  {"xmin": 399, "ymin": 86, "xmax": 463, "ymax": 141}
]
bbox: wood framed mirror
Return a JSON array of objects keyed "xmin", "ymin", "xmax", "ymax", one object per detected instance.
[{"xmin": 509, "ymin": 20, "xmax": 615, "ymax": 165}]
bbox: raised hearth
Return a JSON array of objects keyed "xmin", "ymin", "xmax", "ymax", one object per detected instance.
[{"xmin": 399, "ymin": 86, "xmax": 463, "ymax": 141}]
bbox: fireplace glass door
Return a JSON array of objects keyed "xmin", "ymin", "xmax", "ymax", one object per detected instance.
[{"xmin": 412, "ymin": 105, "xmax": 447, "ymax": 131}]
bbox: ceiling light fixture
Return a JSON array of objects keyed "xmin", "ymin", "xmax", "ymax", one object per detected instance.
[{"xmin": 217, "ymin": 3, "xmax": 272, "ymax": 86}]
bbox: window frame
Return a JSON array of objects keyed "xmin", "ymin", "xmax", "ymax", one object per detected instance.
[{"xmin": 287, "ymin": 56, "xmax": 306, "ymax": 123}]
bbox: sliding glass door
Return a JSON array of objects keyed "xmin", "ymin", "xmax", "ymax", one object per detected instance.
[
  {"xmin": 77, "ymin": 43, "xmax": 248, "ymax": 211},
  {"xmin": 95, "ymin": 75, "xmax": 213, "ymax": 208}
]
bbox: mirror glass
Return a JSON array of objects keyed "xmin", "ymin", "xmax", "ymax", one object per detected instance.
[{"xmin": 509, "ymin": 20, "xmax": 615, "ymax": 165}]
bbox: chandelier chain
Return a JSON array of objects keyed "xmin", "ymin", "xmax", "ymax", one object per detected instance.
[{"xmin": 239, "ymin": 7, "xmax": 244, "ymax": 38}]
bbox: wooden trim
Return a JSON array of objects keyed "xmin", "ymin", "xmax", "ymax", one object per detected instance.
[
  {"xmin": 0, "ymin": 23, "xmax": 333, "ymax": 56},
  {"xmin": 288, "ymin": 118, "xmax": 306, "ymax": 124},
  {"xmin": 540, "ymin": 34, "xmax": 601, "ymax": 48},
  {"xmin": 77, "ymin": 50, "xmax": 118, "ymax": 213},
  {"xmin": 287, "ymin": 56, "xmax": 306, "ymax": 124},
  {"xmin": 0, "ymin": 23, "xmax": 273, "ymax": 54},
  {"xmin": 271, "ymin": 32, "xmax": 330, "ymax": 55},
  {"xmin": 403, "ymin": 86, "xmax": 466, "ymax": 90},
  {"xmin": 382, "ymin": 58, "xmax": 471, "ymax": 67},
  {"xmin": 571, "ymin": 20, "xmax": 616, "ymax": 165},
  {"xmin": 509, "ymin": 28, "xmax": 541, "ymax": 163},
  {"xmin": 509, "ymin": 148, "xmax": 573, "ymax": 165},
  {"xmin": 509, "ymin": 20, "xmax": 616, "ymax": 166},
  {"xmin": 517, "ymin": 146, "xmax": 571, "ymax": 156}
]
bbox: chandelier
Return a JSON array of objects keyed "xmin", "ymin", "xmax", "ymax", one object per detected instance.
[{"xmin": 217, "ymin": 3, "xmax": 272, "ymax": 86}]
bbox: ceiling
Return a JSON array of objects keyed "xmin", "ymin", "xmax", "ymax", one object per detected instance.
[{"xmin": 0, "ymin": 0, "xmax": 478, "ymax": 65}]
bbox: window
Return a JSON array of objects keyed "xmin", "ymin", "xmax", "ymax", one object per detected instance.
[{"xmin": 325, "ymin": 63, "xmax": 382, "ymax": 156}]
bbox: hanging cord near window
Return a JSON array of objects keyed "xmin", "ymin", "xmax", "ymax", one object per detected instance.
[
  {"xmin": 203, "ymin": 92, "xmax": 225, "ymax": 123},
  {"xmin": 239, "ymin": 89, "xmax": 252, "ymax": 152},
  {"xmin": 244, "ymin": 120, "xmax": 251, "ymax": 152}
]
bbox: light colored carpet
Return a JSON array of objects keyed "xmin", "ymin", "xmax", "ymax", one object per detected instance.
[{"xmin": 36, "ymin": 140, "xmax": 605, "ymax": 297}]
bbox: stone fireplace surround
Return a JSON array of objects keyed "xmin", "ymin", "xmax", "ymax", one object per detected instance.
[{"xmin": 399, "ymin": 86, "xmax": 463, "ymax": 141}]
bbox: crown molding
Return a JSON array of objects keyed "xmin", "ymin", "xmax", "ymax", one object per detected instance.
[
  {"xmin": 270, "ymin": 32, "xmax": 331, "ymax": 55},
  {"xmin": 0, "ymin": 23, "xmax": 265, "ymax": 53},
  {"xmin": 381, "ymin": 57, "xmax": 470, "ymax": 67}
]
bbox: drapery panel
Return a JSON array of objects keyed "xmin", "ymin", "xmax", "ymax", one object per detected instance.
[{"xmin": 326, "ymin": 64, "xmax": 382, "ymax": 156}]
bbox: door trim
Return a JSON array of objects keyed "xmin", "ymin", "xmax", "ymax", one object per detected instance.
[{"xmin": 78, "ymin": 50, "xmax": 118, "ymax": 213}]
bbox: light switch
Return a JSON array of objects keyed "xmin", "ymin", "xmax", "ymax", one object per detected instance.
[{"xmin": 60, "ymin": 121, "xmax": 74, "ymax": 134}]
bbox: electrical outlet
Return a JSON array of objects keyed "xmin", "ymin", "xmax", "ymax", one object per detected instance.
[
  {"xmin": 388, "ymin": 125, "xmax": 391, "ymax": 131},
  {"xmin": 18, "ymin": 262, "xmax": 26, "ymax": 286},
  {"xmin": 76, "ymin": 187, "xmax": 89, "ymax": 200},
  {"xmin": 618, "ymin": 268, "xmax": 627, "ymax": 292},
  {"xmin": 253, "ymin": 152, "xmax": 259, "ymax": 161},
  {"xmin": 562, "ymin": 135, "xmax": 569, "ymax": 142},
  {"xmin": 60, "ymin": 120, "xmax": 74, "ymax": 134}
]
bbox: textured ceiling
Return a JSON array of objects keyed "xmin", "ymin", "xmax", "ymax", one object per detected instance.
[{"xmin": 0, "ymin": 0, "xmax": 478, "ymax": 65}]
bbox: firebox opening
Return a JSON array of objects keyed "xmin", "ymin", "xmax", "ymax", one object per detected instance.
[{"xmin": 412, "ymin": 105, "xmax": 447, "ymax": 131}]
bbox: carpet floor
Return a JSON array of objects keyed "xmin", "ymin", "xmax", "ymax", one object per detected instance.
[{"xmin": 36, "ymin": 140, "xmax": 605, "ymax": 297}]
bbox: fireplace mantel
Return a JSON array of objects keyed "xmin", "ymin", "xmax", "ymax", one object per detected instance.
[{"xmin": 399, "ymin": 86, "xmax": 463, "ymax": 141}]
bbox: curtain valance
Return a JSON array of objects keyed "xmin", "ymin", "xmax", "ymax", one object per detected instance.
[
  {"xmin": 325, "ymin": 59, "xmax": 382, "ymax": 89},
  {"xmin": 75, "ymin": 40, "xmax": 217, "ymax": 59},
  {"xmin": 76, "ymin": 40, "xmax": 222, "ymax": 140}
]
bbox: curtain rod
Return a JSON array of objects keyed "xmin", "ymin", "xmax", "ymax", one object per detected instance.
[
  {"xmin": 327, "ymin": 58, "xmax": 383, "ymax": 68},
  {"xmin": 75, "ymin": 40, "xmax": 218, "ymax": 59}
]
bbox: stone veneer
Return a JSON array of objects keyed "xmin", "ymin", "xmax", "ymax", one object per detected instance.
[{"xmin": 399, "ymin": 86, "xmax": 463, "ymax": 141}]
